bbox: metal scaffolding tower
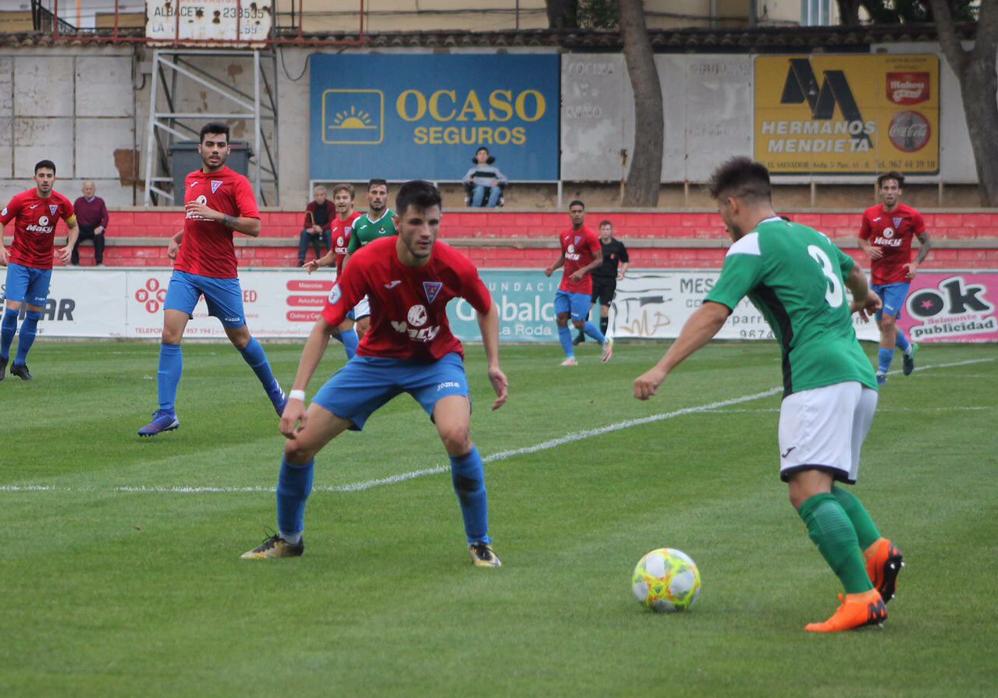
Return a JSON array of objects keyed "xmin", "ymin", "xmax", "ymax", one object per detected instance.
[{"xmin": 143, "ymin": 48, "xmax": 279, "ymax": 206}]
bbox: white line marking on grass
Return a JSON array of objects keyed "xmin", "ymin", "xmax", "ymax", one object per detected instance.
[{"xmin": 2, "ymin": 358, "xmax": 992, "ymax": 496}]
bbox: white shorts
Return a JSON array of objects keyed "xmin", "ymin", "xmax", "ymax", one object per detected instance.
[
  {"xmin": 351, "ymin": 295, "xmax": 371, "ymax": 320},
  {"xmin": 778, "ymin": 382, "xmax": 878, "ymax": 485}
]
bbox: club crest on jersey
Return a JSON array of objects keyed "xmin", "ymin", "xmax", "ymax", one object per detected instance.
[
  {"xmin": 49, "ymin": 204, "xmax": 58, "ymax": 216},
  {"xmin": 892, "ymin": 217, "xmax": 903, "ymax": 228},
  {"xmin": 422, "ymin": 281, "xmax": 443, "ymax": 304},
  {"xmin": 328, "ymin": 284, "xmax": 342, "ymax": 305},
  {"xmin": 407, "ymin": 304, "xmax": 428, "ymax": 327},
  {"xmin": 211, "ymin": 180, "xmax": 223, "ymax": 194}
]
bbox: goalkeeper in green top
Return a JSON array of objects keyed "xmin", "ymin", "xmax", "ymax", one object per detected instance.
[
  {"xmin": 633, "ymin": 157, "xmax": 904, "ymax": 633},
  {"xmin": 344, "ymin": 178, "xmax": 398, "ymax": 338}
]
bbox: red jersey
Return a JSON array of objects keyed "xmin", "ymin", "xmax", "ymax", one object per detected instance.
[
  {"xmin": 559, "ymin": 225, "xmax": 601, "ymax": 294},
  {"xmin": 175, "ymin": 166, "xmax": 260, "ymax": 279},
  {"xmin": 0, "ymin": 189, "xmax": 75, "ymax": 270},
  {"xmin": 859, "ymin": 203, "xmax": 926, "ymax": 285},
  {"xmin": 330, "ymin": 211, "xmax": 363, "ymax": 275},
  {"xmin": 321, "ymin": 236, "xmax": 492, "ymax": 361}
]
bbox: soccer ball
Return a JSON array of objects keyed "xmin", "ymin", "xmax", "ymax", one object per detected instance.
[{"xmin": 632, "ymin": 548, "xmax": 702, "ymax": 613}]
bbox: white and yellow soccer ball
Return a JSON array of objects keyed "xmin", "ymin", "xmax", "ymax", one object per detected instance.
[{"xmin": 632, "ymin": 548, "xmax": 702, "ymax": 613}]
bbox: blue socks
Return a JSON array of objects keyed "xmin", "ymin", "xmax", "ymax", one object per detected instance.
[
  {"xmin": 340, "ymin": 328, "xmax": 359, "ymax": 359},
  {"xmin": 895, "ymin": 328, "xmax": 911, "ymax": 354},
  {"xmin": 583, "ymin": 321, "xmax": 606, "ymax": 345},
  {"xmin": 277, "ymin": 456, "xmax": 314, "ymax": 541},
  {"xmin": 1, "ymin": 307, "xmax": 18, "ymax": 360},
  {"xmin": 157, "ymin": 343, "xmax": 183, "ymax": 413},
  {"xmin": 238, "ymin": 337, "xmax": 283, "ymax": 401},
  {"xmin": 450, "ymin": 447, "xmax": 490, "ymax": 544},
  {"xmin": 13, "ymin": 311, "xmax": 41, "ymax": 365},
  {"xmin": 558, "ymin": 326, "xmax": 574, "ymax": 358},
  {"xmin": 877, "ymin": 347, "xmax": 893, "ymax": 376}
]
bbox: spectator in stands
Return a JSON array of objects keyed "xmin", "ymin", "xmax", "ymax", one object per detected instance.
[
  {"xmin": 463, "ymin": 147, "xmax": 507, "ymax": 208},
  {"xmin": 299, "ymin": 185, "xmax": 335, "ymax": 267},
  {"xmin": 72, "ymin": 180, "xmax": 108, "ymax": 266}
]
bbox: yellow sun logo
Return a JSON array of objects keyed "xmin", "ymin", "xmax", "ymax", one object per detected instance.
[{"xmin": 333, "ymin": 106, "xmax": 376, "ymax": 130}]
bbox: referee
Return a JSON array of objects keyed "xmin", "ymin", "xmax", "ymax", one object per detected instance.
[{"xmin": 575, "ymin": 220, "xmax": 629, "ymax": 344}]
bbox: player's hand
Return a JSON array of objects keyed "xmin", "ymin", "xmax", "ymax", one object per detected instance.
[
  {"xmin": 852, "ymin": 291, "xmax": 882, "ymax": 322},
  {"xmin": 487, "ymin": 366, "xmax": 509, "ymax": 411},
  {"xmin": 570, "ymin": 271, "xmax": 584, "ymax": 282},
  {"xmin": 56, "ymin": 245, "xmax": 71, "ymax": 265},
  {"xmin": 95, "ymin": 226, "xmax": 104, "ymax": 236},
  {"xmin": 280, "ymin": 398, "xmax": 307, "ymax": 438},
  {"xmin": 544, "ymin": 266, "xmax": 553, "ymax": 277},
  {"xmin": 633, "ymin": 366, "xmax": 667, "ymax": 401},
  {"xmin": 618, "ymin": 272, "xmax": 626, "ymax": 280},
  {"xmin": 303, "ymin": 259, "xmax": 320, "ymax": 274},
  {"xmin": 868, "ymin": 247, "xmax": 883, "ymax": 260},
  {"xmin": 167, "ymin": 237, "xmax": 180, "ymax": 260},
  {"xmin": 312, "ymin": 225, "xmax": 322, "ymax": 234},
  {"xmin": 185, "ymin": 200, "xmax": 219, "ymax": 221},
  {"xmin": 904, "ymin": 262, "xmax": 918, "ymax": 280}
]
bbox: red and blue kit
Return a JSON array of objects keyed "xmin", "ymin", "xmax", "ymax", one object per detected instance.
[
  {"xmin": 321, "ymin": 236, "xmax": 491, "ymax": 361},
  {"xmin": 176, "ymin": 166, "xmax": 260, "ymax": 279},
  {"xmin": 559, "ymin": 225, "xmax": 601, "ymax": 294},
  {"xmin": 330, "ymin": 211, "xmax": 363, "ymax": 275},
  {"xmin": 0, "ymin": 189, "xmax": 75, "ymax": 270},
  {"xmin": 859, "ymin": 203, "xmax": 926, "ymax": 285}
]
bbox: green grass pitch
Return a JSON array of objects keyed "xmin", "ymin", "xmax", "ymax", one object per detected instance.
[{"xmin": 1, "ymin": 340, "xmax": 996, "ymax": 696}]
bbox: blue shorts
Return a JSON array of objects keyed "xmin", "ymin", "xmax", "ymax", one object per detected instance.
[
  {"xmin": 163, "ymin": 270, "xmax": 246, "ymax": 328},
  {"xmin": 872, "ymin": 282, "xmax": 910, "ymax": 320},
  {"xmin": 554, "ymin": 290, "xmax": 592, "ymax": 322},
  {"xmin": 312, "ymin": 353, "xmax": 469, "ymax": 431},
  {"xmin": 3, "ymin": 263, "xmax": 52, "ymax": 307}
]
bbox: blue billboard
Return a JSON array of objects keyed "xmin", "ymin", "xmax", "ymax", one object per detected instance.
[{"xmin": 309, "ymin": 54, "xmax": 560, "ymax": 182}]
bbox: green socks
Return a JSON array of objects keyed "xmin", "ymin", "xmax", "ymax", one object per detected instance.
[
  {"xmin": 830, "ymin": 485, "xmax": 882, "ymax": 551},
  {"xmin": 798, "ymin": 493, "xmax": 873, "ymax": 594}
]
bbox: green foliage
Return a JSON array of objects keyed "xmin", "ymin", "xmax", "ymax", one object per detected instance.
[
  {"xmin": 1, "ymin": 342, "xmax": 996, "ymax": 695},
  {"xmin": 578, "ymin": 0, "xmax": 619, "ymax": 29}
]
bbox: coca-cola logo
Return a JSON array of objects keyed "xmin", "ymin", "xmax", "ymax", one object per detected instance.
[
  {"xmin": 886, "ymin": 72, "xmax": 930, "ymax": 105},
  {"xmin": 888, "ymin": 111, "xmax": 930, "ymax": 153},
  {"xmin": 134, "ymin": 277, "xmax": 168, "ymax": 313}
]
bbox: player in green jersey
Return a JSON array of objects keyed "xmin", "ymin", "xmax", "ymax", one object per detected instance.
[
  {"xmin": 633, "ymin": 157, "xmax": 904, "ymax": 633},
  {"xmin": 343, "ymin": 179, "xmax": 399, "ymax": 338}
]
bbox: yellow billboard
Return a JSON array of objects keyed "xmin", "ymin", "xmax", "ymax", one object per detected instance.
[{"xmin": 755, "ymin": 54, "xmax": 939, "ymax": 174}]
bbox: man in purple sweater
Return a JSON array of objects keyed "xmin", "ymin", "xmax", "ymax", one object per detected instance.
[{"xmin": 72, "ymin": 181, "xmax": 109, "ymax": 266}]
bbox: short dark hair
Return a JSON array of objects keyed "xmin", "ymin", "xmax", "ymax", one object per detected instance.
[
  {"xmin": 34, "ymin": 160, "xmax": 56, "ymax": 175},
  {"xmin": 331, "ymin": 182, "xmax": 355, "ymax": 199},
  {"xmin": 707, "ymin": 157, "xmax": 772, "ymax": 202},
  {"xmin": 368, "ymin": 178, "xmax": 388, "ymax": 189},
  {"xmin": 200, "ymin": 122, "xmax": 230, "ymax": 143},
  {"xmin": 568, "ymin": 200, "xmax": 585, "ymax": 210},
  {"xmin": 396, "ymin": 180, "xmax": 442, "ymax": 216},
  {"xmin": 877, "ymin": 171, "xmax": 905, "ymax": 189},
  {"xmin": 599, "ymin": 219, "xmax": 612, "ymax": 228}
]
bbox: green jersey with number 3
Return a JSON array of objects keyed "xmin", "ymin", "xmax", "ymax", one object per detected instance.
[
  {"xmin": 347, "ymin": 209, "xmax": 398, "ymax": 254},
  {"xmin": 705, "ymin": 217, "xmax": 876, "ymax": 396}
]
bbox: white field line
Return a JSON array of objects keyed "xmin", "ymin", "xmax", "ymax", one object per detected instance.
[{"xmin": 1, "ymin": 357, "xmax": 991, "ymax": 496}]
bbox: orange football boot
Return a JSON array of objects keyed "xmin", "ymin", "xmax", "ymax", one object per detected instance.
[
  {"xmin": 864, "ymin": 538, "xmax": 904, "ymax": 603},
  {"xmin": 805, "ymin": 589, "xmax": 887, "ymax": 633}
]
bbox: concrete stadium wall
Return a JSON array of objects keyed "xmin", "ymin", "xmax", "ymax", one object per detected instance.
[{"xmin": 26, "ymin": 209, "xmax": 998, "ymax": 270}]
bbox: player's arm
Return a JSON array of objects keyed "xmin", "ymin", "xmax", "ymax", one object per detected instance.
[
  {"xmin": 167, "ymin": 229, "xmax": 184, "ymax": 260},
  {"xmin": 572, "ymin": 247, "xmax": 603, "ymax": 281},
  {"xmin": 845, "ymin": 263, "xmax": 882, "ymax": 321},
  {"xmin": 619, "ymin": 243, "xmax": 630, "ymax": 279},
  {"xmin": 0, "ymin": 198, "xmax": 20, "ymax": 265},
  {"xmin": 545, "ymin": 252, "xmax": 565, "ymax": 277},
  {"xmin": 304, "ymin": 248, "xmax": 336, "ymax": 273},
  {"xmin": 0, "ymin": 221, "xmax": 7, "ymax": 265},
  {"xmin": 57, "ymin": 215, "xmax": 79, "ymax": 264},
  {"xmin": 476, "ymin": 301, "xmax": 508, "ymax": 411},
  {"xmin": 633, "ymin": 301, "xmax": 731, "ymax": 400},
  {"xmin": 857, "ymin": 215, "xmax": 882, "ymax": 261},
  {"xmin": 279, "ymin": 316, "xmax": 336, "ymax": 438},
  {"xmin": 907, "ymin": 231, "xmax": 932, "ymax": 279}
]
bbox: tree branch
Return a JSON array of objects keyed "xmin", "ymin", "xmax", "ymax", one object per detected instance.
[
  {"xmin": 970, "ymin": 0, "xmax": 998, "ymax": 66},
  {"xmin": 928, "ymin": 0, "xmax": 969, "ymax": 78}
]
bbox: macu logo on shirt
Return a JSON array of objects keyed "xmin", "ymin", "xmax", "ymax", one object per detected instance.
[
  {"xmin": 391, "ymin": 320, "xmax": 441, "ymax": 343},
  {"xmin": 873, "ymin": 228, "xmax": 903, "ymax": 247}
]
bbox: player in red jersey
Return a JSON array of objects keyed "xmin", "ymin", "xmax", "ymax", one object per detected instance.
[
  {"xmin": 242, "ymin": 180, "xmax": 508, "ymax": 567},
  {"xmin": 858, "ymin": 172, "xmax": 932, "ymax": 384},
  {"xmin": 544, "ymin": 199, "xmax": 613, "ymax": 366},
  {"xmin": 303, "ymin": 183, "xmax": 363, "ymax": 358},
  {"xmin": 0, "ymin": 159, "xmax": 78, "ymax": 381},
  {"xmin": 138, "ymin": 123, "xmax": 286, "ymax": 436}
]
